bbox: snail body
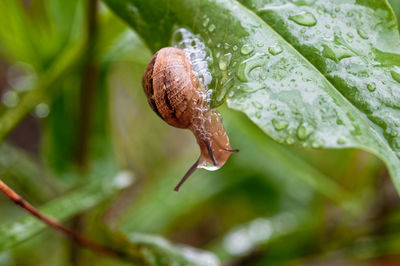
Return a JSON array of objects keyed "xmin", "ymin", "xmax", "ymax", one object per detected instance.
[{"xmin": 142, "ymin": 47, "xmax": 238, "ymax": 191}]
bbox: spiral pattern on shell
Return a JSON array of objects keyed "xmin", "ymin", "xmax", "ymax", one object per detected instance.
[{"xmin": 143, "ymin": 47, "xmax": 207, "ymax": 129}]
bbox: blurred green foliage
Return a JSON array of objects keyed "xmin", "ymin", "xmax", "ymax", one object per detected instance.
[{"xmin": 0, "ymin": 0, "xmax": 399, "ymax": 266}]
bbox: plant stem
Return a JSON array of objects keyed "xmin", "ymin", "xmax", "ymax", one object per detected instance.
[
  {"xmin": 0, "ymin": 179, "xmax": 123, "ymax": 257},
  {"xmin": 77, "ymin": 0, "xmax": 99, "ymax": 168}
]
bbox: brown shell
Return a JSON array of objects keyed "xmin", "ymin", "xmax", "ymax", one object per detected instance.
[
  {"xmin": 143, "ymin": 47, "xmax": 205, "ymax": 129},
  {"xmin": 142, "ymin": 47, "xmax": 238, "ymax": 191}
]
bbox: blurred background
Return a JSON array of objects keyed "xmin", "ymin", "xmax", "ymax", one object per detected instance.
[{"xmin": 0, "ymin": 0, "xmax": 399, "ymax": 265}]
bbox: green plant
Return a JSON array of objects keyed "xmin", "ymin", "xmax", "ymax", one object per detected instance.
[{"xmin": 0, "ymin": 0, "xmax": 399, "ymax": 265}]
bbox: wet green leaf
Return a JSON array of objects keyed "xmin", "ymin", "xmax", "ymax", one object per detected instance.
[
  {"xmin": 103, "ymin": 0, "xmax": 400, "ymax": 193},
  {"xmin": 128, "ymin": 233, "xmax": 220, "ymax": 266}
]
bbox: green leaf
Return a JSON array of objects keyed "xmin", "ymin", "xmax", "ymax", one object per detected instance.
[
  {"xmin": 103, "ymin": 0, "xmax": 400, "ymax": 193},
  {"xmin": 128, "ymin": 233, "xmax": 220, "ymax": 266}
]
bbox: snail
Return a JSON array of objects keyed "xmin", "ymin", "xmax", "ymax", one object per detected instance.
[{"xmin": 142, "ymin": 47, "xmax": 238, "ymax": 191}]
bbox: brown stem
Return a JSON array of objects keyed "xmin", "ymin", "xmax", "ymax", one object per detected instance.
[
  {"xmin": 77, "ymin": 0, "xmax": 99, "ymax": 168},
  {"xmin": 0, "ymin": 179, "xmax": 123, "ymax": 257}
]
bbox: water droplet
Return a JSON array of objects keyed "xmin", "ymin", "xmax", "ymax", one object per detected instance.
[
  {"xmin": 208, "ymin": 24, "xmax": 216, "ymax": 32},
  {"xmin": 357, "ymin": 29, "xmax": 368, "ymax": 40},
  {"xmin": 286, "ymin": 137, "xmax": 295, "ymax": 145},
  {"xmin": 347, "ymin": 11, "xmax": 353, "ymax": 17},
  {"xmin": 233, "ymin": 45, "xmax": 238, "ymax": 51},
  {"xmin": 272, "ymin": 119, "xmax": 288, "ymax": 130},
  {"xmin": 347, "ymin": 32, "xmax": 354, "ymax": 38},
  {"xmin": 277, "ymin": 111, "xmax": 284, "ymax": 116},
  {"xmin": 224, "ymin": 43, "xmax": 230, "ymax": 49},
  {"xmin": 2, "ymin": 91, "xmax": 19, "ymax": 108},
  {"xmin": 257, "ymin": 43, "xmax": 264, "ymax": 47},
  {"xmin": 269, "ymin": 104, "xmax": 277, "ymax": 110},
  {"xmin": 334, "ymin": 7, "xmax": 340, "ymax": 12},
  {"xmin": 391, "ymin": 70, "xmax": 400, "ymax": 83},
  {"xmin": 300, "ymin": 28, "xmax": 307, "ymax": 34},
  {"xmin": 35, "ymin": 103, "xmax": 50, "ymax": 118},
  {"xmin": 311, "ymin": 141, "xmax": 322, "ymax": 148},
  {"xmin": 241, "ymin": 44, "xmax": 254, "ymax": 55},
  {"xmin": 269, "ymin": 44, "xmax": 283, "ymax": 55},
  {"xmin": 289, "ymin": 11, "xmax": 317, "ymax": 27},
  {"xmin": 219, "ymin": 53, "xmax": 232, "ymax": 71},
  {"xmin": 337, "ymin": 138, "xmax": 346, "ymax": 145},
  {"xmin": 367, "ymin": 82, "xmax": 376, "ymax": 92},
  {"xmin": 252, "ymin": 101, "xmax": 262, "ymax": 110},
  {"xmin": 297, "ymin": 124, "xmax": 312, "ymax": 140},
  {"xmin": 260, "ymin": 73, "xmax": 266, "ymax": 80},
  {"xmin": 236, "ymin": 54, "xmax": 266, "ymax": 82},
  {"xmin": 203, "ymin": 17, "xmax": 210, "ymax": 27},
  {"xmin": 317, "ymin": 8, "xmax": 325, "ymax": 14},
  {"xmin": 387, "ymin": 128, "xmax": 398, "ymax": 137},
  {"xmin": 255, "ymin": 112, "xmax": 262, "ymax": 119},
  {"xmin": 322, "ymin": 44, "xmax": 353, "ymax": 62}
]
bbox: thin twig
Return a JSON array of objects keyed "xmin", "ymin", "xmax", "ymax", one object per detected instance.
[{"xmin": 0, "ymin": 179, "xmax": 123, "ymax": 258}]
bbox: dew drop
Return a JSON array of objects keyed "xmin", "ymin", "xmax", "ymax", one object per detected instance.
[
  {"xmin": 208, "ymin": 24, "xmax": 216, "ymax": 32},
  {"xmin": 255, "ymin": 112, "xmax": 262, "ymax": 119},
  {"xmin": 269, "ymin": 44, "xmax": 283, "ymax": 55},
  {"xmin": 2, "ymin": 91, "xmax": 19, "ymax": 108},
  {"xmin": 272, "ymin": 119, "xmax": 288, "ymax": 130},
  {"xmin": 347, "ymin": 32, "xmax": 354, "ymax": 38},
  {"xmin": 347, "ymin": 11, "xmax": 353, "ymax": 17},
  {"xmin": 269, "ymin": 104, "xmax": 277, "ymax": 110},
  {"xmin": 236, "ymin": 62, "xmax": 249, "ymax": 82},
  {"xmin": 219, "ymin": 53, "xmax": 232, "ymax": 71},
  {"xmin": 289, "ymin": 11, "xmax": 317, "ymax": 27},
  {"xmin": 334, "ymin": 7, "xmax": 340, "ymax": 12},
  {"xmin": 322, "ymin": 44, "xmax": 353, "ymax": 62},
  {"xmin": 297, "ymin": 124, "xmax": 312, "ymax": 140},
  {"xmin": 203, "ymin": 17, "xmax": 210, "ymax": 27},
  {"xmin": 224, "ymin": 43, "xmax": 230, "ymax": 49},
  {"xmin": 311, "ymin": 141, "xmax": 322, "ymax": 148},
  {"xmin": 357, "ymin": 29, "xmax": 368, "ymax": 40},
  {"xmin": 233, "ymin": 45, "xmax": 238, "ymax": 51},
  {"xmin": 286, "ymin": 137, "xmax": 295, "ymax": 145},
  {"xmin": 277, "ymin": 111, "xmax": 284, "ymax": 116},
  {"xmin": 257, "ymin": 43, "xmax": 264, "ymax": 47},
  {"xmin": 241, "ymin": 44, "xmax": 254, "ymax": 55},
  {"xmin": 35, "ymin": 103, "xmax": 50, "ymax": 118},
  {"xmin": 252, "ymin": 101, "xmax": 262, "ymax": 110},
  {"xmin": 387, "ymin": 128, "xmax": 398, "ymax": 137},
  {"xmin": 367, "ymin": 82, "xmax": 376, "ymax": 92},
  {"xmin": 337, "ymin": 138, "xmax": 346, "ymax": 145},
  {"xmin": 391, "ymin": 70, "xmax": 400, "ymax": 83}
]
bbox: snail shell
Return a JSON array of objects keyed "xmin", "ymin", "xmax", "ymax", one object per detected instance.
[{"xmin": 143, "ymin": 47, "xmax": 238, "ymax": 191}]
